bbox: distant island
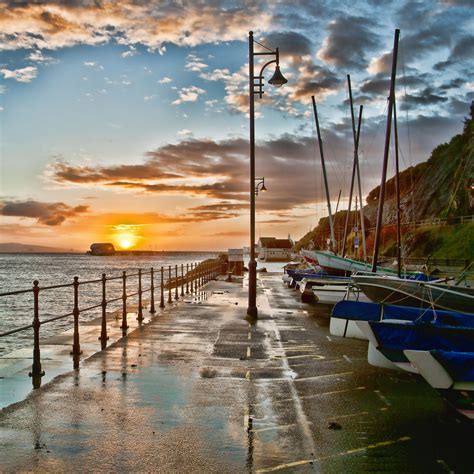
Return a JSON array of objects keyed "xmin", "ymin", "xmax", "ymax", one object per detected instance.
[{"xmin": 0, "ymin": 243, "xmax": 80, "ymax": 253}]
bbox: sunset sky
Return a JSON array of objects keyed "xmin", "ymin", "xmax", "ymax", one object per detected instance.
[{"xmin": 0, "ymin": 1, "xmax": 472, "ymax": 251}]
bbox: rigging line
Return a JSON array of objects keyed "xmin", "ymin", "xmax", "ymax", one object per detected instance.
[{"xmin": 400, "ymin": 36, "xmax": 415, "ymax": 227}]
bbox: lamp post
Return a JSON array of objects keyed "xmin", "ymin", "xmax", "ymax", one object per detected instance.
[
  {"xmin": 247, "ymin": 31, "xmax": 287, "ymax": 319},
  {"xmin": 254, "ymin": 177, "xmax": 267, "ymax": 196}
]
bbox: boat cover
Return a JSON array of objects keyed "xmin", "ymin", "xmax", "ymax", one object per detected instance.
[
  {"xmin": 370, "ymin": 321, "xmax": 474, "ymax": 355},
  {"xmin": 331, "ymin": 300, "xmax": 474, "ymax": 324},
  {"xmin": 432, "ymin": 350, "xmax": 474, "ymax": 382},
  {"xmin": 331, "ymin": 301, "xmax": 382, "ymax": 321}
]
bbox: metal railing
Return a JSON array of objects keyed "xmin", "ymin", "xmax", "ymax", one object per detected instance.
[{"xmin": 0, "ymin": 259, "xmax": 224, "ymax": 388}]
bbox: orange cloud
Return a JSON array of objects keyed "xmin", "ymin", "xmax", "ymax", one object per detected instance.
[{"xmin": 0, "ymin": 199, "xmax": 88, "ymax": 225}]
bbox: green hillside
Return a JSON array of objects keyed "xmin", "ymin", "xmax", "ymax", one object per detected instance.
[{"xmin": 295, "ymin": 103, "xmax": 474, "ymax": 261}]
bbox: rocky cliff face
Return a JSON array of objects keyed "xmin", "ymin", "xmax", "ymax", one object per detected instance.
[
  {"xmin": 295, "ymin": 103, "xmax": 474, "ymax": 256},
  {"xmin": 366, "ymin": 103, "xmax": 473, "ymax": 224}
]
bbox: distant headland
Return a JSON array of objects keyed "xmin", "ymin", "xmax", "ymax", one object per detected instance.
[{"xmin": 0, "ymin": 243, "xmax": 80, "ymax": 253}]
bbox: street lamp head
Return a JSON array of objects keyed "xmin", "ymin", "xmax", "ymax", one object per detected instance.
[
  {"xmin": 268, "ymin": 65, "xmax": 287, "ymax": 88},
  {"xmin": 260, "ymin": 182, "xmax": 267, "ymax": 192}
]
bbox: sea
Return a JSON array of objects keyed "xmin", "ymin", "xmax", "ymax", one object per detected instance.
[{"xmin": 0, "ymin": 252, "xmax": 220, "ymax": 356}]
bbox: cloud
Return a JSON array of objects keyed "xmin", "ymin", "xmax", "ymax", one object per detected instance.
[
  {"xmin": 259, "ymin": 31, "xmax": 312, "ymax": 65},
  {"xmin": 434, "ymin": 35, "xmax": 474, "ymax": 71},
  {"xmin": 83, "ymin": 61, "xmax": 103, "ymax": 70},
  {"xmin": 45, "ymin": 105, "xmax": 468, "ymax": 221},
  {"xmin": 185, "ymin": 54, "xmax": 208, "ymax": 72},
  {"xmin": 172, "ymin": 85, "xmax": 206, "ymax": 105},
  {"xmin": 317, "ymin": 16, "xmax": 381, "ymax": 70},
  {"xmin": 0, "ymin": 66, "xmax": 38, "ymax": 82},
  {"xmin": 121, "ymin": 45, "xmax": 137, "ymax": 58},
  {"xmin": 177, "ymin": 129, "xmax": 193, "ymax": 137},
  {"xmin": 0, "ymin": 199, "xmax": 88, "ymax": 226},
  {"xmin": 48, "ymin": 161, "xmax": 181, "ymax": 184},
  {"xmin": 0, "ymin": 2, "xmax": 272, "ymax": 51},
  {"xmin": 26, "ymin": 50, "xmax": 58, "ymax": 64},
  {"xmin": 158, "ymin": 76, "xmax": 172, "ymax": 84}
]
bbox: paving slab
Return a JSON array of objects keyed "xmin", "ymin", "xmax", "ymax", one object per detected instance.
[{"xmin": 0, "ymin": 274, "xmax": 473, "ymax": 473}]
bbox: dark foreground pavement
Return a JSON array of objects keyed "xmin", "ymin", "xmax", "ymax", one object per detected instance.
[{"xmin": 1, "ymin": 274, "xmax": 473, "ymax": 473}]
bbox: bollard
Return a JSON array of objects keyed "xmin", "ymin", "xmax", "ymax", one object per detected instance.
[
  {"xmin": 29, "ymin": 280, "xmax": 45, "ymax": 388},
  {"xmin": 71, "ymin": 276, "xmax": 82, "ymax": 370},
  {"xmin": 121, "ymin": 271, "xmax": 128, "ymax": 336},
  {"xmin": 150, "ymin": 268, "xmax": 156, "ymax": 314},
  {"xmin": 181, "ymin": 264, "xmax": 185, "ymax": 296},
  {"xmin": 175, "ymin": 265, "xmax": 179, "ymax": 300},
  {"xmin": 99, "ymin": 273, "xmax": 109, "ymax": 350},
  {"xmin": 137, "ymin": 269, "xmax": 144, "ymax": 324},
  {"xmin": 160, "ymin": 266, "xmax": 165, "ymax": 308},
  {"xmin": 168, "ymin": 266, "xmax": 172, "ymax": 303},
  {"xmin": 186, "ymin": 263, "xmax": 189, "ymax": 294}
]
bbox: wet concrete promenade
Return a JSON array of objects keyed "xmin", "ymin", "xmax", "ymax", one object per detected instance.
[{"xmin": 1, "ymin": 273, "xmax": 473, "ymax": 472}]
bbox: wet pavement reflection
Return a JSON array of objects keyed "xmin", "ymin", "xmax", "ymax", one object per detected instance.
[{"xmin": 0, "ymin": 274, "xmax": 473, "ymax": 472}]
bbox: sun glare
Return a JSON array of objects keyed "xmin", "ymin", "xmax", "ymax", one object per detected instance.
[
  {"xmin": 119, "ymin": 237, "xmax": 134, "ymax": 249},
  {"xmin": 109, "ymin": 224, "xmax": 143, "ymax": 250}
]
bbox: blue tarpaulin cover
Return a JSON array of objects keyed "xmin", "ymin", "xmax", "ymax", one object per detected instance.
[
  {"xmin": 331, "ymin": 300, "xmax": 382, "ymax": 321},
  {"xmin": 432, "ymin": 350, "xmax": 474, "ymax": 382},
  {"xmin": 331, "ymin": 300, "xmax": 474, "ymax": 325},
  {"xmin": 370, "ymin": 321, "xmax": 474, "ymax": 356}
]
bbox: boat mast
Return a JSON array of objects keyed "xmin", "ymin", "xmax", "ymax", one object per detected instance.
[
  {"xmin": 393, "ymin": 96, "xmax": 402, "ymax": 277},
  {"xmin": 311, "ymin": 96, "xmax": 336, "ymax": 251},
  {"xmin": 342, "ymin": 76, "xmax": 366, "ymax": 261},
  {"xmin": 371, "ymin": 29, "xmax": 400, "ymax": 273}
]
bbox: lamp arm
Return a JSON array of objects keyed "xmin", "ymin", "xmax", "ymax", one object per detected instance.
[{"xmin": 257, "ymin": 58, "xmax": 277, "ymax": 79}]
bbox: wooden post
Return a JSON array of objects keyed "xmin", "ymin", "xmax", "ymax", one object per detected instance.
[{"xmin": 181, "ymin": 264, "xmax": 185, "ymax": 296}]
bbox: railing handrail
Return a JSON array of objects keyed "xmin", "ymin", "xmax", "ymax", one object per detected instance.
[{"xmin": 0, "ymin": 258, "xmax": 225, "ymax": 387}]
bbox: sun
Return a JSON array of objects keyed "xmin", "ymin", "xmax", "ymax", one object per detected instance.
[
  {"xmin": 109, "ymin": 224, "xmax": 144, "ymax": 250},
  {"xmin": 119, "ymin": 237, "xmax": 134, "ymax": 249}
]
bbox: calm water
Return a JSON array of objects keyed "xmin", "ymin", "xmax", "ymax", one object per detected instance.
[{"xmin": 0, "ymin": 252, "xmax": 219, "ymax": 356}]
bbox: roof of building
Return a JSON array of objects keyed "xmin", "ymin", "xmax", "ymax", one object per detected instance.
[{"xmin": 260, "ymin": 238, "xmax": 293, "ymax": 249}]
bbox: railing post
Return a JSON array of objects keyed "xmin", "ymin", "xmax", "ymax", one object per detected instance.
[
  {"xmin": 181, "ymin": 264, "xmax": 185, "ymax": 296},
  {"xmin": 150, "ymin": 268, "xmax": 156, "ymax": 314},
  {"xmin": 175, "ymin": 265, "xmax": 179, "ymax": 300},
  {"xmin": 160, "ymin": 266, "xmax": 165, "ymax": 308},
  {"xmin": 29, "ymin": 280, "xmax": 44, "ymax": 388},
  {"xmin": 121, "ymin": 271, "xmax": 128, "ymax": 336},
  {"xmin": 194, "ymin": 262, "xmax": 198, "ymax": 292},
  {"xmin": 99, "ymin": 273, "xmax": 109, "ymax": 350},
  {"xmin": 137, "ymin": 269, "xmax": 144, "ymax": 324},
  {"xmin": 71, "ymin": 276, "xmax": 82, "ymax": 370},
  {"xmin": 186, "ymin": 263, "xmax": 190, "ymax": 294},
  {"xmin": 168, "ymin": 265, "xmax": 172, "ymax": 303}
]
